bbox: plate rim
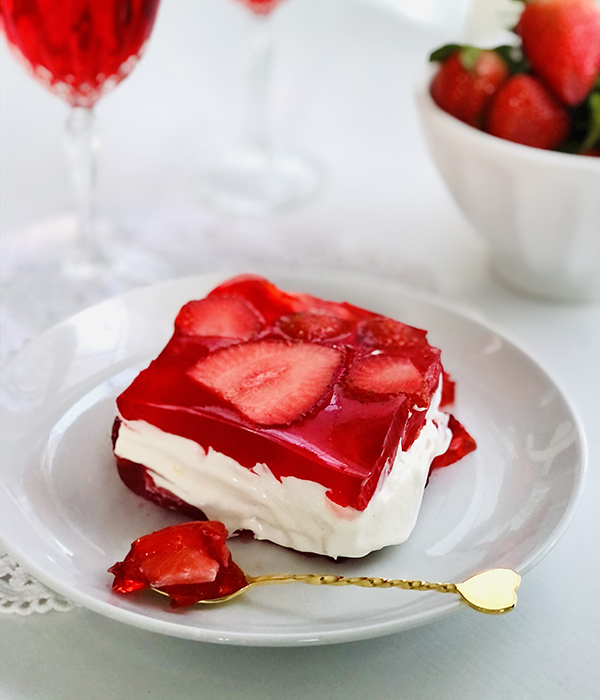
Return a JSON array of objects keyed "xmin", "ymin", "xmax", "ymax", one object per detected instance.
[{"xmin": 0, "ymin": 269, "xmax": 588, "ymax": 646}]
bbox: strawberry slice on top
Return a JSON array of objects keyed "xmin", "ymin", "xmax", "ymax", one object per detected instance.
[
  {"xmin": 188, "ymin": 340, "xmax": 344, "ymax": 425},
  {"xmin": 207, "ymin": 274, "xmax": 306, "ymax": 324},
  {"xmin": 345, "ymin": 354, "xmax": 424, "ymax": 401},
  {"xmin": 277, "ymin": 310, "xmax": 351, "ymax": 341},
  {"xmin": 175, "ymin": 295, "xmax": 264, "ymax": 340},
  {"xmin": 357, "ymin": 316, "xmax": 427, "ymax": 350}
]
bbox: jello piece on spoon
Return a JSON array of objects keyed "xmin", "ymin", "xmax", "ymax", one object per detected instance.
[{"xmin": 109, "ymin": 522, "xmax": 520, "ymax": 614}]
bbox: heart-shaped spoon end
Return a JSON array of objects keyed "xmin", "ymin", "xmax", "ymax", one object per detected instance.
[{"xmin": 456, "ymin": 569, "xmax": 520, "ymax": 615}]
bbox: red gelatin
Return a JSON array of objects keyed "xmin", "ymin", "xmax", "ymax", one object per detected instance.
[
  {"xmin": 109, "ymin": 521, "xmax": 247, "ymax": 608},
  {"xmin": 431, "ymin": 415, "xmax": 477, "ymax": 469},
  {"xmin": 115, "ymin": 275, "xmax": 474, "ymax": 513}
]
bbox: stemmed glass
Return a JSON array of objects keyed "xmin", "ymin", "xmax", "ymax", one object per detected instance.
[
  {"xmin": 197, "ymin": 0, "xmax": 323, "ymax": 216},
  {"xmin": 0, "ymin": 0, "xmax": 162, "ymax": 284}
]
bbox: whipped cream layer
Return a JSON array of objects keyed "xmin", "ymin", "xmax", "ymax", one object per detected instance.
[{"xmin": 114, "ymin": 385, "xmax": 452, "ymax": 558}]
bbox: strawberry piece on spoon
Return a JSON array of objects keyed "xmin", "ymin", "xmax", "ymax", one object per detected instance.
[{"xmin": 108, "ymin": 521, "xmax": 247, "ymax": 608}]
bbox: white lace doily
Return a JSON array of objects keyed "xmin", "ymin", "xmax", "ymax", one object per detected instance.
[{"xmin": 0, "ymin": 553, "xmax": 77, "ymax": 615}]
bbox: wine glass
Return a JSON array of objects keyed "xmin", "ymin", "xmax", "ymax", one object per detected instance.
[
  {"xmin": 0, "ymin": 0, "xmax": 162, "ymax": 283},
  {"xmin": 196, "ymin": 0, "xmax": 323, "ymax": 216}
]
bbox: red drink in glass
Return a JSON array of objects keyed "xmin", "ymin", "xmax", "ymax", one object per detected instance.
[
  {"xmin": 0, "ymin": 0, "xmax": 163, "ymax": 281},
  {"xmin": 197, "ymin": 0, "xmax": 321, "ymax": 215},
  {"xmin": 0, "ymin": 0, "xmax": 161, "ymax": 108},
  {"xmin": 235, "ymin": 0, "xmax": 286, "ymax": 15}
]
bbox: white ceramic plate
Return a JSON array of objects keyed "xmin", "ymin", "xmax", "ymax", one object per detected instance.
[{"xmin": 0, "ymin": 271, "xmax": 586, "ymax": 646}]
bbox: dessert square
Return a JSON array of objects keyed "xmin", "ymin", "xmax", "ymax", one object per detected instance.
[{"xmin": 113, "ymin": 275, "xmax": 475, "ymax": 557}]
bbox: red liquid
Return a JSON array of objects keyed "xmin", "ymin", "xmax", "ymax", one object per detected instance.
[
  {"xmin": 0, "ymin": 0, "xmax": 161, "ymax": 107},
  {"xmin": 116, "ymin": 276, "xmax": 474, "ymax": 512},
  {"xmin": 235, "ymin": 0, "xmax": 287, "ymax": 15}
]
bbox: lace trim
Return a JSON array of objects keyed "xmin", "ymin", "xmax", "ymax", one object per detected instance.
[{"xmin": 0, "ymin": 553, "xmax": 77, "ymax": 615}]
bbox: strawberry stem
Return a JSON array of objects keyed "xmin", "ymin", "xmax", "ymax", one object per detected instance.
[
  {"xmin": 581, "ymin": 92, "xmax": 600, "ymax": 151},
  {"xmin": 459, "ymin": 46, "xmax": 482, "ymax": 72}
]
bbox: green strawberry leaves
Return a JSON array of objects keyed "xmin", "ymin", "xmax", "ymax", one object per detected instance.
[
  {"xmin": 429, "ymin": 44, "xmax": 462, "ymax": 63},
  {"xmin": 581, "ymin": 90, "xmax": 600, "ymax": 151},
  {"xmin": 492, "ymin": 45, "xmax": 530, "ymax": 74},
  {"xmin": 429, "ymin": 45, "xmax": 487, "ymax": 73},
  {"xmin": 430, "ymin": 43, "xmax": 529, "ymax": 75}
]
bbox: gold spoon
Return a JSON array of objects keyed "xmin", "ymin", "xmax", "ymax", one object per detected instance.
[{"xmin": 155, "ymin": 568, "xmax": 521, "ymax": 614}]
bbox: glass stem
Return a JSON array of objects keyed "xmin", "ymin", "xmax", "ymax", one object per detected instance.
[
  {"xmin": 242, "ymin": 14, "xmax": 273, "ymax": 156},
  {"xmin": 65, "ymin": 106, "xmax": 105, "ymax": 275}
]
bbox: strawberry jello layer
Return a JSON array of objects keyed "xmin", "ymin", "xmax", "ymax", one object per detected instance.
[{"xmin": 113, "ymin": 275, "xmax": 475, "ymax": 558}]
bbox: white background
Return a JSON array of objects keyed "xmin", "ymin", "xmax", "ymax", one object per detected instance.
[{"xmin": 1, "ymin": 1, "xmax": 599, "ymax": 698}]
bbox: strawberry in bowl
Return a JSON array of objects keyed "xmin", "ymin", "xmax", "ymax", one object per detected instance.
[
  {"xmin": 428, "ymin": 0, "xmax": 600, "ymax": 154},
  {"xmin": 415, "ymin": 0, "xmax": 600, "ymax": 301},
  {"xmin": 518, "ymin": 0, "xmax": 600, "ymax": 108}
]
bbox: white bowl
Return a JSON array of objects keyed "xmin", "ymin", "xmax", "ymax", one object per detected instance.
[{"xmin": 415, "ymin": 75, "xmax": 600, "ymax": 303}]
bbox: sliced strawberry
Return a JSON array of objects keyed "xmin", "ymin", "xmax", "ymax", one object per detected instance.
[
  {"xmin": 277, "ymin": 310, "xmax": 350, "ymax": 341},
  {"xmin": 345, "ymin": 354, "xmax": 424, "ymax": 400},
  {"xmin": 517, "ymin": 0, "xmax": 600, "ymax": 106},
  {"xmin": 486, "ymin": 74, "xmax": 571, "ymax": 149},
  {"xmin": 175, "ymin": 295, "xmax": 264, "ymax": 340},
  {"xmin": 109, "ymin": 521, "xmax": 248, "ymax": 607},
  {"xmin": 209, "ymin": 275, "xmax": 305, "ymax": 323},
  {"xmin": 357, "ymin": 317, "xmax": 426, "ymax": 350},
  {"xmin": 430, "ymin": 46, "xmax": 510, "ymax": 127},
  {"xmin": 136, "ymin": 543, "xmax": 219, "ymax": 588},
  {"xmin": 188, "ymin": 340, "xmax": 344, "ymax": 425}
]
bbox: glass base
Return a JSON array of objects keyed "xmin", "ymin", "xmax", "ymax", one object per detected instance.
[
  {"xmin": 0, "ymin": 214, "xmax": 172, "ymax": 339},
  {"xmin": 197, "ymin": 148, "xmax": 323, "ymax": 216},
  {"xmin": 60, "ymin": 240, "xmax": 112, "ymax": 282}
]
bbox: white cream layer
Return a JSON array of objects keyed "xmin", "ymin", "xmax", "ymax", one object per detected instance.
[{"xmin": 114, "ymin": 385, "xmax": 451, "ymax": 558}]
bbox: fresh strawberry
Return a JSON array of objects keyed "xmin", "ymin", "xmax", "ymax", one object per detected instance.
[
  {"xmin": 175, "ymin": 295, "xmax": 264, "ymax": 340},
  {"xmin": 486, "ymin": 74, "xmax": 571, "ymax": 148},
  {"xmin": 517, "ymin": 0, "xmax": 600, "ymax": 106},
  {"xmin": 430, "ymin": 46, "xmax": 510, "ymax": 127},
  {"xmin": 277, "ymin": 310, "xmax": 350, "ymax": 341},
  {"xmin": 357, "ymin": 316, "xmax": 426, "ymax": 350},
  {"xmin": 109, "ymin": 521, "xmax": 248, "ymax": 608},
  {"xmin": 188, "ymin": 340, "xmax": 343, "ymax": 425},
  {"xmin": 345, "ymin": 354, "xmax": 424, "ymax": 400}
]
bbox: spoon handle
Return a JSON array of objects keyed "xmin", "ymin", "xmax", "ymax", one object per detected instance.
[
  {"xmin": 152, "ymin": 568, "xmax": 520, "ymax": 614},
  {"xmin": 246, "ymin": 568, "xmax": 521, "ymax": 614},
  {"xmin": 247, "ymin": 573, "xmax": 457, "ymax": 593}
]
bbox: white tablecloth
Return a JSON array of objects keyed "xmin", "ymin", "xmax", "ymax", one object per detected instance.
[{"xmin": 1, "ymin": 1, "xmax": 599, "ymax": 698}]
